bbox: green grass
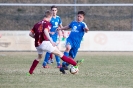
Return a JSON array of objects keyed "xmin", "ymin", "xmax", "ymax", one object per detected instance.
[{"xmin": 0, "ymin": 52, "xmax": 133, "ymax": 88}]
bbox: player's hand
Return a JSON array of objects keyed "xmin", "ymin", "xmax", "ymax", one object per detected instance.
[
  {"xmin": 84, "ymin": 28, "xmax": 89, "ymax": 33},
  {"xmin": 57, "ymin": 28, "xmax": 61, "ymax": 31},
  {"xmin": 84, "ymin": 29, "xmax": 88, "ymax": 33},
  {"xmin": 50, "ymin": 41, "xmax": 56, "ymax": 47}
]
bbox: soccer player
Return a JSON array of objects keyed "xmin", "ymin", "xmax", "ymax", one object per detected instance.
[
  {"xmin": 58, "ymin": 11, "xmax": 89, "ymax": 74},
  {"xmin": 42, "ymin": 5, "xmax": 63, "ymax": 68},
  {"xmin": 26, "ymin": 10, "xmax": 83, "ymax": 75}
]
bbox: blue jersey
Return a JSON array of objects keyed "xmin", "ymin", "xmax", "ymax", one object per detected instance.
[
  {"xmin": 67, "ymin": 21, "xmax": 88, "ymax": 48},
  {"xmin": 50, "ymin": 16, "xmax": 62, "ymax": 42}
]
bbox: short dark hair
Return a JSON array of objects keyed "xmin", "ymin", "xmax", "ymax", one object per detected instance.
[
  {"xmin": 51, "ymin": 5, "xmax": 57, "ymax": 10},
  {"xmin": 44, "ymin": 10, "xmax": 52, "ymax": 17},
  {"xmin": 78, "ymin": 11, "xmax": 85, "ymax": 16}
]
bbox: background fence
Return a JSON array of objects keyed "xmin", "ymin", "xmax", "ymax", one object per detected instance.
[{"xmin": 0, "ymin": 3, "xmax": 133, "ymax": 31}]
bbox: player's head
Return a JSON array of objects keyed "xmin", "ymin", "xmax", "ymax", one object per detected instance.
[
  {"xmin": 44, "ymin": 10, "xmax": 52, "ymax": 21},
  {"xmin": 51, "ymin": 5, "xmax": 58, "ymax": 16},
  {"xmin": 77, "ymin": 11, "xmax": 85, "ymax": 22}
]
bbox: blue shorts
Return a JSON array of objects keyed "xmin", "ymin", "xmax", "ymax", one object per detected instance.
[{"xmin": 66, "ymin": 38, "xmax": 79, "ymax": 59}]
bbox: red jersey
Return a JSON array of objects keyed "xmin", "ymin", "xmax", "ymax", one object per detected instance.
[{"xmin": 31, "ymin": 20, "xmax": 51, "ymax": 47}]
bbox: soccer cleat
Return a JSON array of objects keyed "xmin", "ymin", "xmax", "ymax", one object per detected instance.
[
  {"xmin": 57, "ymin": 64, "xmax": 62, "ymax": 68},
  {"xmin": 26, "ymin": 72, "xmax": 31, "ymax": 76},
  {"xmin": 75, "ymin": 59, "xmax": 84, "ymax": 67},
  {"xmin": 42, "ymin": 65, "xmax": 50, "ymax": 68},
  {"xmin": 60, "ymin": 67, "xmax": 66, "ymax": 74},
  {"xmin": 62, "ymin": 63, "xmax": 68, "ymax": 70}
]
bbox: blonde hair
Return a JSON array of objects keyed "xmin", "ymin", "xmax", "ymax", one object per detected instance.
[{"xmin": 44, "ymin": 10, "xmax": 52, "ymax": 17}]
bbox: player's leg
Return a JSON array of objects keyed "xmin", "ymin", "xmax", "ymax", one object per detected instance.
[
  {"xmin": 50, "ymin": 53, "xmax": 54, "ymax": 63},
  {"xmin": 28, "ymin": 54, "xmax": 42, "ymax": 75},
  {"xmin": 51, "ymin": 48, "xmax": 77, "ymax": 66},
  {"xmin": 63, "ymin": 41, "xmax": 71, "ymax": 57},
  {"xmin": 40, "ymin": 41, "xmax": 77, "ymax": 66},
  {"xmin": 64, "ymin": 48, "xmax": 75, "ymax": 67},
  {"xmin": 62, "ymin": 39, "xmax": 72, "ymax": 68},
  {"xmin": 27, "ymin": 47, "xmax": 43, "ymax": 75},
  {"xmin": 60, "ymin": 50, "xmax": 84, "ymax": 74},
  {"xmin": 42, "ymin": 52, "xmax": 50, "ymax": 68},
  {"xmin": 55, "ymin": 55, "xmax": 61, "ymax": 68},
  {"xmin": 64, "ymin": 38, "xmax": 72, "ymax": 56},
  {"xmin": 38, "ymin": 41, "xmax": 80, "ymax": 74},
  {"xmin": 42, "ymin": 36, "xmax": 56, "ymax": 67},
  {"xmin": 60, "ymin": 46, "xmax": 79, "ymax": 74},
  {"xmin": 53, "ymin": 37, "xmax": 61, "ymax": 67}
]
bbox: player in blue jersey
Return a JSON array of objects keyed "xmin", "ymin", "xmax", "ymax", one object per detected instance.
[
  {"xmin": 42, "ymin": 5, "xmax": 63, "ymax": 68},
  {"xmin": 58, "ymin": 11, "xmax": 89, "ymax": 74}
]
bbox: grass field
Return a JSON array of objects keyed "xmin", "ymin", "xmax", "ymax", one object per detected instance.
[{"xmin": 0, "ymin": 52, "xmax": 133, "ymax": 88}]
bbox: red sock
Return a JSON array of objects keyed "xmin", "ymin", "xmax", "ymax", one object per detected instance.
[
  {"xmin": 50, "ymin": 53, "xmax": 53, "ymax": 59},
  {"xmin": 61, "ymin": 55, "xmax": 77, "ymax": 66},
  {"xmin": 29, "ymin": 59, "xmax": 39, "ymax": 74}
]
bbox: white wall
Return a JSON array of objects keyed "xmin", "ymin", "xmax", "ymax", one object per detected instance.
[{"xmin": 0, "ymin": 31, "xmax": 133, "ymax": 51}]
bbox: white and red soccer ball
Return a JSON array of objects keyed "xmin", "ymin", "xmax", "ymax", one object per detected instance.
[{"xmin": 69, "ymin": 65, "xmax": 79, "ymax": 74}]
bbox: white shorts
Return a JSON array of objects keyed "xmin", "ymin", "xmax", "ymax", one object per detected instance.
[{"xmin": 36, "ymin": 41, "xmax": 56, "ymax": 54}]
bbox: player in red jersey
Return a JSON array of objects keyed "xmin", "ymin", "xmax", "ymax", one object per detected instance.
[{"xmin": 27, "ymin": 10, "xmax": 82, "ymax": 75}]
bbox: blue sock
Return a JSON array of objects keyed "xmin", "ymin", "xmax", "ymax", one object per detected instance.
[
  {"xmin": 42, "ymin": 52, "xmax": 50, "ymax": 66},
  {"xmin": 64, "ymin": 52, "xmax": 69, "ymax": 56},
  {"xmin": 66, "ymin": 63, "xmax": 69, "ymax": 66},
  {"xmin": 55, "ymin": 55, "xmax": 60, "ymax": 66}
]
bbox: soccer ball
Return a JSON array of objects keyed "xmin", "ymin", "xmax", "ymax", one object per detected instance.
[{"xmin": 69, "ymin": 66, "xmax": 79, "ymax": 74}]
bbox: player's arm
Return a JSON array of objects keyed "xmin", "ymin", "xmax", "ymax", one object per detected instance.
[
  {"xmin": 84, "ymin": 27, "xmax": 89, "ymax": 33},
  {"xmin": 57, "ymin": 25, "xmax": 69, "ymax": 39},
  {"xmin": 58, "ymin": 17, "xmax": 64, "ymax": 32},
  {"xmin": 58, "ymin": 25, "xmax": 69, "ymax": 30},
  {"xmin": 57, "ymin": 26, "xmax": 70, "ymax": 34},
  {"xmin": 57, "ymin": 24, "xmax": 63, "ymax": 43},
  {"xmin": 58, "ymin": 24, "xmax": 63, "ymax": 29},
  {"xmin": 83, "ymin": 23, "xmax": 89, "ymax": 33},
  {"xmin": 44, "ymin": 28, "xmax": 56, "ymax": 46}
]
